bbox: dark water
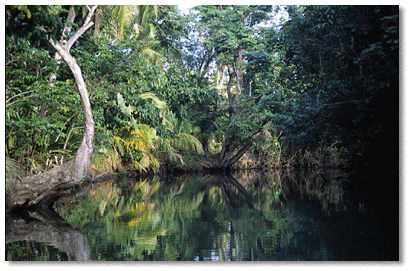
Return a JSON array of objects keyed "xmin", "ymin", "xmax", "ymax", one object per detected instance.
[{"xmin": 5, "ymin": 170, "xmax": 399, "ymax": 261}]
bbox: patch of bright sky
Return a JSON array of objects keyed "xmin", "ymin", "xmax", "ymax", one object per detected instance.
[{"xmin": 260, "ymin": 6, "xmax": 289, "ymax": 29}]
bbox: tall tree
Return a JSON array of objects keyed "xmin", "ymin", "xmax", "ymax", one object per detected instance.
[
  {"xmin": 7, "ymin": 5, "xmax": 98, "ymax": 210},
  {"xmin": 193, "ymin": 5, "xmax": 275, "ymax": 169}
]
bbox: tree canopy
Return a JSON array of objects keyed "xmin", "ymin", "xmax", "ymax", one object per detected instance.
[{"xmin": 6, "ymin": 5, "xmax": 398, "ymax": 189}]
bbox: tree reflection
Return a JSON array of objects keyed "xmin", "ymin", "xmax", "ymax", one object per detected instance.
[
  {"xmin": 55, "ymin": 170, "xmax": 349, "ymax": 260},
  {"xmin": 6, "ymin": 208, "xmax": 91, "ymax": 261},
  {"xmin": 8, "ymin": 169, "xmax": 391, "ymax": 261}
]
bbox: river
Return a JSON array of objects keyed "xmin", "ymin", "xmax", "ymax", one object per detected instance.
[{"xmin": 5, "ymin": 169, "xmax": 398, "ymax": 261}]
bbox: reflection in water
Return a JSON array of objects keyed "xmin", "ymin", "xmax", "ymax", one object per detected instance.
[
  {"xmin": 6, "ymin": 208, "xmax": 91, "ymax": 261},
  {"xmin": 5, "ymin": 169, "xmax": 398, "ymax": 261}
]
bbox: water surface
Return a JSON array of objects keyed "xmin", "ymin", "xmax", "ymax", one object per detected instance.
[{"xmin": 5, "ymin": 169, "xmax": 398, "ymax": 261}]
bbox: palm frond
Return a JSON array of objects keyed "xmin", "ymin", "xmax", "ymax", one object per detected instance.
[
  {"xmin": 134, "ymin": 151, "xmax": 160, "ymax": 173},
  {"xmin": 135, "ymin": 5, "xmax": 158, "ymax": 26},
  {"xmin": 113, "ymin": 135, "xmax": 126, "ymax": 156},
  {"xmin": 6, "ymin": 157, "xmax": 23, "ymax": 187},
  {"xmin": 141, "ymin": 47, "xmax": 164, "ymax": 66},
  {"xmin": 167, "ymin": 146, "xmax": 184, "ymax": 165},
  {"xmin": 107, "ymin": 5, "xmax": 150, "ymax": 41},
  {"xmin": 109, "ymin": 5, "xmax": 137, "ymax": 31},
  {"xmin": 137, "ymin": 23, "xmax": 155, "ymax": 40},
  {"xmin": 139, "ymin": 92, "xmax": 166, "ymax": 110},
  {"xmin": 172, "ymin": 133, "xmax": 204, "ymax": 155}
]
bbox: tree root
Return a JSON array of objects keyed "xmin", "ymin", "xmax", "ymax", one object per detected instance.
[{"xmin": 6, "ymin": 159, "xmax": 81, "ymax": 211}]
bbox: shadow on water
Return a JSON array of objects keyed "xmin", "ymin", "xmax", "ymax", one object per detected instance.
[{"xmin": 5, "ymin": 169, "xmax": 399, "ymax": 261}]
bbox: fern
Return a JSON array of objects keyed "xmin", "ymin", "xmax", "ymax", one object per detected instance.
[{"xmin": 115, "ymin": 90, "xmax": 203, "ymax": 171}]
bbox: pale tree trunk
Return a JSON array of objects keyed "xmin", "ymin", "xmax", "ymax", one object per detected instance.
[
  {"xmin": 207, "ymin": 49, "xmax": 257, "ymax": 170},
  {"xmin": 6, "ymin": 5, "xmax": 98, "ymax": 211},
  {"xmin": 232, "ymin": 48, "xmax": 244, "ymax": 105},
  {"xmin": 48, "ymin": 6, "xmax": 76, "ymax": 88},
  {"xmin": 38, "ymin": 8, "xmax": 76, "ymax": 121},
  {"xmin": 217, "ymin": 48, "xmax": 249, "ymax": 169},
  {"xmin": 226, "ymin": 65, "xmax": 234, "ymax": 106},
  {"xmin": 217, "ymin": 59, "xmax": 244, "ymax": 169},
  {"xmin": 216, "ymin": 65, "xmax": 226, "ymax": 95},
  {"xmin": 93, "ymin": 6, "xmax": 103, "ymax": 38}
]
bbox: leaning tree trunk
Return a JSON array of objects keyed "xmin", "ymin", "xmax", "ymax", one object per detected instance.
[{"xmin": 6, "ymin": 6, "xmax": 98, "ymax": 211}]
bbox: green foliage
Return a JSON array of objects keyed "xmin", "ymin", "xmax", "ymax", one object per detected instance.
[
  {"xmin": 5, "ymin": 4, "xmax": 398, "ymax": 177},
  {"xmin": 273, "ymin": 5, "xmax": 398, "ymax": 173},
  {"xmin": 5, "ymin": 6, "xmax": 399, "ymax": 261},
  {"xmin": 5, "ymin": 31, "xmax": 81, "ymax": 171},
  {"xmin": 194, "ymin": 5, "xmax": 274, "ymax": 54},
  {"xmin": 154, "ymin": 5, "xmax": 188, "ymax": 61}
]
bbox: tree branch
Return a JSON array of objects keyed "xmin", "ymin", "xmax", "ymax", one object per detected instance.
[
  {"xmin": 64, "ymin": 5, "xmax": 98, "ymax": 51},
  {"xmin": 6, "ymin": 90, "xmax": 35, "ymax": 104},
  {"xmin": 225, "ymin": 139, "xmax": 254, "ymax": 168},
  {"xmin": 61, "ymin": 7, "xmax": 76, "ymax": 43},
  {"xmin": 49, "ymin": 7, "xmax": 76, "ymax": 88}
]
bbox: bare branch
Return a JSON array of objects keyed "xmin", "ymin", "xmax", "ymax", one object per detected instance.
[
  {"xmin": 6, "ymin": 90, "xmax": 35, "ymax": 105},
  {"xmin": 318, "ymin": 99, "xmax": 367, "ymax": 107},
  {"xmin": 54, "ymin": 112, "xmax": 78, "ymax": 142},
  {"xmin": 6, "ymin": 59, "xmax": 18, "ymax": 66},
  {"xmin": 64, "ymin": 5, "xmax": 98, "ymax": 51}
]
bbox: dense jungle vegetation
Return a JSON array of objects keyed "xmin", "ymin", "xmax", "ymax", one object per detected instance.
[{"xmin": 5, "ymin": 5, "xmax": 398, "ymax": 203}]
